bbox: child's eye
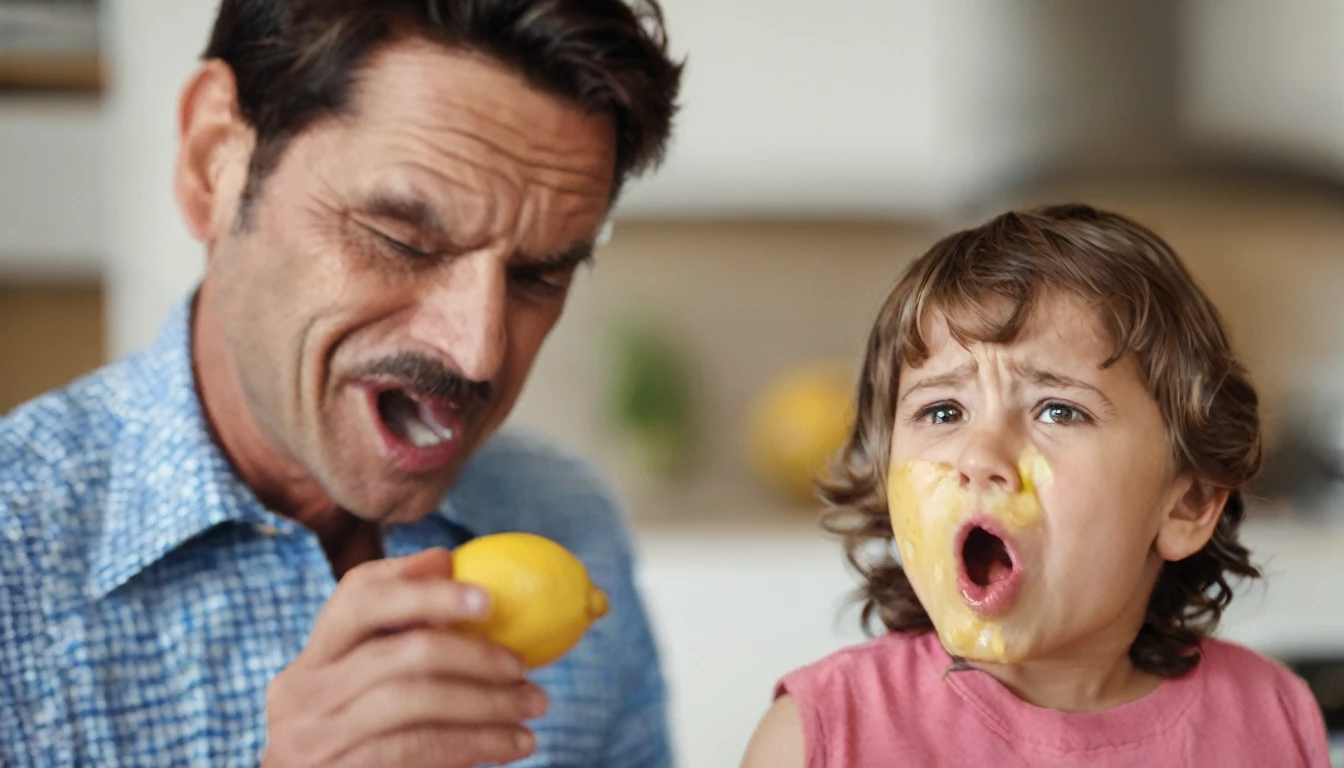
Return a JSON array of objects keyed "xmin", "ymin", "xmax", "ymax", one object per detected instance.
[
  {"xmin": 1037, "ymin": 402, "xmax": 1090, "ymax": 425},
  {"xmin": 917, "ymin": 403, "xmax": 964, "ymax": 425}
]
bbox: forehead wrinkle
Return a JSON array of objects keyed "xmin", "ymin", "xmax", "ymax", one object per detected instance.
[
  {"xmin": 435, "ymin": 100, "xmax": 612, "ymax": 175},
  {"xmin": 350, "ymin": 41, "xmax": 611, "ymax": 161},
  {"xmin": 393, "ymin": 127, "xmax": 608, "ymax": 217},
  {"xmin": 369, "ymin": 87, "xmax": 611, "ymax": 185},
  {"xmin": 434, "ymin": 125, "xmax": 612, "ymax": 198}
]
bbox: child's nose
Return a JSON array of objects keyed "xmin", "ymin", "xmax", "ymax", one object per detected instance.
[{"xmin": 955, "ymin": 424, "xmax": 1023, "ymax": 495}]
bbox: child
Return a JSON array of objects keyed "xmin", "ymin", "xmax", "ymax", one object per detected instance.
[{"xmin": 741, "ymin": 204, "xmax": 1331, "ymax": 767}]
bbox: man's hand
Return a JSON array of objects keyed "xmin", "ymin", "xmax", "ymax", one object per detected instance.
[{"xmin": 261, "ymin": 548, "xmax": 546, "ymax": 768}]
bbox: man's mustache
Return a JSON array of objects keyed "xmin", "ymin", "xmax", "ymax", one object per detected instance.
[{"xmin": 354, "ymin": 352, "xmax": 493, "ymax": 404}]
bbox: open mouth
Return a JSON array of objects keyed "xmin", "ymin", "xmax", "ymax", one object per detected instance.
[
  {"xmin": 377, "ymin": 388, "xmax": 456, "ymax": 448},
  {"xmin": 365, "ymin": 386, "xmax": 467, "ymax": 473},
  {"xmin": 963, "ymin": 526, "xmax": 1014, "ymax": 588},
  {"xmin": 955, "ymin": 519, "xmax": 1023, "ymax": 616}
]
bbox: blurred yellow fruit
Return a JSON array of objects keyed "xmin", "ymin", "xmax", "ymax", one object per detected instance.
[
  {"xmin": 453, "ymin": 532, "xmax": 609, "ymax": 669},
  {"xmin": 747, "ymin": 363, "xmax": 855, "ymax": 503}
]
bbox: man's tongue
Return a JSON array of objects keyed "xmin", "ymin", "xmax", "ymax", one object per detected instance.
[{"xmin": 378, "ymin": 389, "xmax": 455, "ymax": 448}]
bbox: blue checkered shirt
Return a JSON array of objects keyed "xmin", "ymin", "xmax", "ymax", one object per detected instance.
[{"xmin": 0, "ymin": 295, "xmax": 672, "ymax": 767}]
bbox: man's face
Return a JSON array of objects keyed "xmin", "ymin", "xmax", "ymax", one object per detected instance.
[
  {"xmin": 887, "ymin": 294, "xmax": 1197, "ymax": 665},
  {"xmin": 198, "ymin": 40, "xmax": 616, "ymax": 523}
]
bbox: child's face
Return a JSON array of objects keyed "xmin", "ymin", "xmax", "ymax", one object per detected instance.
[{"xmin": 887, "ymin": 292, "xmax": 1219, "ymax": 664}]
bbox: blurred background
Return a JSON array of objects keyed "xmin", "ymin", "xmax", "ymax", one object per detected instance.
[{"xmin": 3, "ymin": 0, "xmax": 1344, "ymax": 764}]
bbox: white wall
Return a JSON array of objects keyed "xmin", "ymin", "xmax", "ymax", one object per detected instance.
[
  {"xmin": 101, "ymin": 0, "xmax": 219, "ymax": 358},
  {"xmin": 0, "ymin": 96, "xmax": 103, "ymax": 279},
  {"xmin": 1180, "ymin": 0, "xmax": 1344, "ymax": 173}
]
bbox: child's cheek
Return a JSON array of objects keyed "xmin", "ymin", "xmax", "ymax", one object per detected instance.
[{"xmin": 887, "ymin": 448, "xmax": 1053, "ymax": 663}]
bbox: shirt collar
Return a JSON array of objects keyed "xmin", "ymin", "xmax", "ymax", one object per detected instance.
[{"xmin": 90, "ymin": 291, "xmax": 269, "ymax": 598}]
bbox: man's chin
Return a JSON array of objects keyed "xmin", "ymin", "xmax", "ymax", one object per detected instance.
[{"xmin": 322, "ymin": 470, "xmax": 459, "ymax": 526}]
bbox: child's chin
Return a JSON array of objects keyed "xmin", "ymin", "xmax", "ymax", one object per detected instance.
[
  {"xmin": 935, "ymin": 624, "xmax": 1031, "ymax": 665},
  {"xmin": 958, "ymin": 646, "xmax": 1030, "ymax": 665}
]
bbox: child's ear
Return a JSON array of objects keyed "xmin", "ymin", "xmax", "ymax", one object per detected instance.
[{"xmin": 1155, "ymin": 478, "xmax": 1229, "ymax": 562}]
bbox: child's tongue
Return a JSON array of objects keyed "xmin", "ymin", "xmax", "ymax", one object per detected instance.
[
  {"xmin": 963, "ymin": 526, "xmax": 1014, "ymax": 587},
  {"xmin": 987, "ymin": 559, "xmax": 1012, "ymax": 584}
]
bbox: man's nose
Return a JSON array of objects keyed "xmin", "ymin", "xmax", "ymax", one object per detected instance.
[
  {"xmin": 955, "ymin": 417, "xmax": 1023, "ymax": 495},
  {"xmin": 408, "ymin": 254, "xmax": 507, "ymax": 384}
]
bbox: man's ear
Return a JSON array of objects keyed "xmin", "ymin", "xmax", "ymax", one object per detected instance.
[
  {"xmin": 1155, "ymin": 478, "xmax": 1230, "ymax": 562},
  {"xmin": 173, "ymin": 59, "xmax": 254, "ymax": 247}
]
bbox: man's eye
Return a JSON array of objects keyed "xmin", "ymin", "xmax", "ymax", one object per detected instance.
[
  {"xmin": 1038, "ymin": 403, "xmax": 1089, "ymax": 425},
  {"xmin": 509, "ymin": 269, "xmax": 571, "ymax": 297},
  {"xmin": 373, "ymin": 231, "xmax": 431, "ymax": 260},
  {"xmin": 917, "ymin": 404, "xmax": 963, "ymax": 425}
]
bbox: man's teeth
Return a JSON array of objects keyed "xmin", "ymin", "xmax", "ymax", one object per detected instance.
[
  {"xmin": 415, "ymin": 401, "xmax": 455, "ymax": 441},
  {"xmin": 403, "ymin": 416, "xmax": 445, "ymax": 448},
  {"xmin": 384, "ymin": 392, "xmax": 457, "ymax": 448}
]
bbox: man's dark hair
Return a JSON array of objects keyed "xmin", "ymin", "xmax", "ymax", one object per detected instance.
[{"xmin": 203, "ymin": 0, "xmax": 683, "ymax": 214}]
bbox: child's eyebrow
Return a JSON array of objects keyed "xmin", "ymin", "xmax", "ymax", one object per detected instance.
[
  {"xmin": 898, "ymin": 362, "xmax": 1117, "ymax": 411},
  {"xmin": 1019, "ymin": 366, "xmax": 1117, "ymax": 411},
  {"xmin": 899, "ymin": 363, "xmax": 976, "ymax": 403}
]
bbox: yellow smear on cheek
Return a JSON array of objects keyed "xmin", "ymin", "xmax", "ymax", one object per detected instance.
[{"xmin": 887, "ymin": 445, "xmax": 1051, "ymax": 663}]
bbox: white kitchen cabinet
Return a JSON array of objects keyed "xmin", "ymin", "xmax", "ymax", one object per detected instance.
[
  {"xmin": 1179, "ymin": 0, "xmax": 1344, "ymax": 175},
  {"xmin": 633, "ymin": 520, "xmax": 869, "ymax": 768},
  {"xmin": 615, "ymin": 0, "xmax": 1177, "ymax": 219}
]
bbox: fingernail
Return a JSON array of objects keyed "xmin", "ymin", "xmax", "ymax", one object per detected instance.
[
  {"xmin": 463, "ymin": 585, "xmax": 490, "ymax": 617},
  {"xmin": 515, "ymin": 729, "xmax": 535, "ymax": 755}
]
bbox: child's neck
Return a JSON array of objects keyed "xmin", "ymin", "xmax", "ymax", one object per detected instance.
[{"xmin": 971, "ymin": 637, "xmax": 1162, "ymax": 712}]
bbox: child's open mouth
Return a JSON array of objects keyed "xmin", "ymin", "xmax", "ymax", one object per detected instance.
[{"xmin": 955, "ymin": 518, "xmax": 1023, "ymax": 617}]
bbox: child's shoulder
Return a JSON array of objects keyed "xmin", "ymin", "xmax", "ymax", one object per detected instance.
[
  {"xmin": 1197, "ymin": 636, "xmax": 1320, "ymax": 709},
  {"xmin": 1192, "ymin": 638, "xmax": 1330, "ymax": 763},
  {"xmin": 774, "ymin": 630, "xmax": 949, "ymax": 702},
  {"xmin": 771, "ymin": 631, "xmax": 957, "ymax": 766}
]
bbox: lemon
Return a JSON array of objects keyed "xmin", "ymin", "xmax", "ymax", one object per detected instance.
[
  {"xmin": 452, "ymin": 532, "xmax": 610, "ymax": 669},
  {"xmin": 747, "ymin": 363, "xmax": 855, "ymax": 503}
]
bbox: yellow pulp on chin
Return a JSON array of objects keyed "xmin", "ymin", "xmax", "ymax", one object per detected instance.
[{"xmin": 887, "ymin": 446, "xmax": 1053, "ymax": 662}]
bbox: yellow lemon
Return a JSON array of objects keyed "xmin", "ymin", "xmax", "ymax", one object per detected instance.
[
  {"xmin": 452, "ymin": 532, "xmax": 610, "ymax": 669},
  {"xmin": 747, "ymin": 363, "xmax": 855, "ymax": 503}
]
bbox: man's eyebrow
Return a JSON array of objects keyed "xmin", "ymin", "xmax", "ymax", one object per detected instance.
[
  {"xmin": 517, "ymin": 241, "xmax": 596, "ymax": 273},
  {"xmin": 899, "ymin": 362, "xmax": 977, "ymax": 404},
  {"xmin": 358, "ymin": 191, "xmax": 447, "ymax": 234}
]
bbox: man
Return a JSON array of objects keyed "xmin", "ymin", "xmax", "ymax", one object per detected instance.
[{"xmin": 0, "ymin": 1, "xmax": 683, "ymax": 765}]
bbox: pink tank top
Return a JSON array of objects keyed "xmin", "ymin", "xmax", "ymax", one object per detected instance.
[{"xmin": 776, "ymin": 631, "xmax": 1329, "ymax": 768}]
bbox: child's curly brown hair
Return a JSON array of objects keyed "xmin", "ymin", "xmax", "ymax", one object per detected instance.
[{"xmin": 819, "ymin": 203, "xmax": 1263, "ymax": 677}]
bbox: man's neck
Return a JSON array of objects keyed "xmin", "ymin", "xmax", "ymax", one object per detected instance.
[{"xmin": 190, "ymin": 283, "xmax": 362, "ymax": 556}]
